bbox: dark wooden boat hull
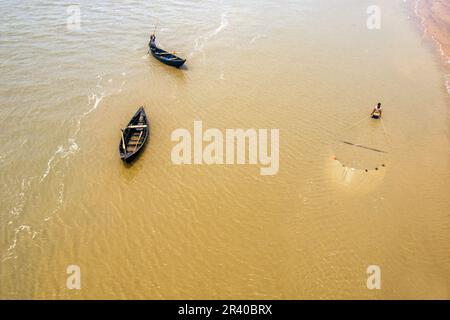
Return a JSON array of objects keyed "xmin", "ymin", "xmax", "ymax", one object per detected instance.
[
  {"xmin": 149, "ymin": 44, "xmax": 186, "ymax": 68},
  {"xmin": 119, "ymin": 107, "xmax": 149, "ymax": 162}
]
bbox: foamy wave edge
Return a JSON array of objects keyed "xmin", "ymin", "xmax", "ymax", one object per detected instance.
[{"xmin": 1, "ymin": 77, "xmax": 109, "ymax": 264}]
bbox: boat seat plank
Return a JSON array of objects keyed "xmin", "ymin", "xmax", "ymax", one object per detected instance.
[{"xmin": 127, "ymin": 125, "xmax": 148, "ymax": 129}]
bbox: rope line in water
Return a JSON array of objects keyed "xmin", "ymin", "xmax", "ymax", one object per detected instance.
[
  {"xmin": 380, "ymin": 119, "xmax": 392, "ymax": 146},
  {"xmin": 343, "ymin": 115, "xmax": 371, "ymax": 131}
]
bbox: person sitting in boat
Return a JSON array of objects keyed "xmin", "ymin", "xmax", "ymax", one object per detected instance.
[
  {"xmin": 149, "ymin": 34, "xmax": 156, "ymax": 49},
  {"xmin": 371, "ymin": 103, "xmax": 383, "ymax": 119}
]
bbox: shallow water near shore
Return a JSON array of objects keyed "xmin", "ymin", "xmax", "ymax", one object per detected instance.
[{"xmin": 0, "ymin": 0, "xmax": 449, "ymax": 299}]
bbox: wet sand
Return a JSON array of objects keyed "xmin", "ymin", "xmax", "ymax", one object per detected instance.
[{"xmin": 416, "ymin": 0, "xmax": 450, "ymax": 87}]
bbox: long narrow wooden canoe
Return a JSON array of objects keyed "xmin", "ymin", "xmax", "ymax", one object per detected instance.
[
  {"xmin": 149, "ymin": 43, "xmax": 186, "ymax": 68},
  {"xmin": 119, "ymin": 107, "xmax": 149, "ymax": 162}
]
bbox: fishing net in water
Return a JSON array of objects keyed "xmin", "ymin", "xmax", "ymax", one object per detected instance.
[{"xmin": 332, "ymin": 117, "xmax": 391, "ymax": 172}]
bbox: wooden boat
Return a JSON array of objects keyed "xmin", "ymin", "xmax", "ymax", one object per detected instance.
[
  {"xmin": 149, "ymin": 44, "xmax": 186, "ymax": 68},
  {"xmin": 119, "ymin": 107, "xmax": 149, "ymax": 162}
]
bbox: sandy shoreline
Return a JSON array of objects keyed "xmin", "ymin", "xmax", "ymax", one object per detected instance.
[{"xmin": 415, "ymin": 0, "xmax": 450, "ymax": 92}]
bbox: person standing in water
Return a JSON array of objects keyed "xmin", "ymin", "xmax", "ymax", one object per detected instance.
[{"xmin": 371, "ymin": 103, "xmax": 383, "ymax": 119}]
